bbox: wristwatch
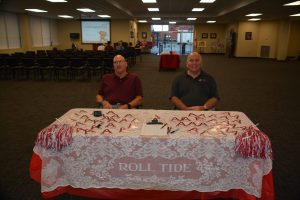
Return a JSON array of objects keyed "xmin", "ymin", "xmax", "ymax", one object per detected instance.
[
  {"xmin": 203, "ymin": 104, "xmax": 209, "ymax": 111},
  {"xmin": 127, "ymin": 103, "xmax": 132, "ymax": 109}
]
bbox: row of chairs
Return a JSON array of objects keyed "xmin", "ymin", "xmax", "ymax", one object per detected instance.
[
  {"xmin": 3, "ymin": 48, "xmax": 139, "ymax": 65},
  {"xmin": 0, "ymin": 57, "xmax": 114, "ymax": 80}
]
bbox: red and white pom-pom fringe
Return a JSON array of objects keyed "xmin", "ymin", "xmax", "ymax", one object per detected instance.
[
  {"xmin": 234, "ymin": 126, "xmax": 272, "ymax": 159},
  {"xmin": 35, "ymin": 124, "xmax": 74, "ymax": 151}
]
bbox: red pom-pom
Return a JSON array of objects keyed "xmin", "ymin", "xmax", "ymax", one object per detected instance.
[
  {"xmin": 35, "ymin": 124, "xmax": 74, "ymax": 151},
  {"xmin": 234, "ymin": 126, "xmax": 272, "ymax": 159}
]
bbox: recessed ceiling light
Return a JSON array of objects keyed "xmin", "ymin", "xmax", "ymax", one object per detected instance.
[
  {"xmin": 25, "ymin": 9, "xmax": 48, "ymax": 13},
  {"xmin": 246, "ymin": 13, "xmax": 262, "ymax": 17},
  {"xmin": 98, "ymin": 15, "xmax": 111, "ymax": 18},
  {"xmin": 152, "ymin": 18, "xmax": 161, "ymax": 20},
  {"xmin": 192, "ymin": 8, "xmax": 205, "ymax": 11},
  {"xmin": 284, "ymin": 1, "xmax": 300, "ymax": 6},
  {"xmin": 76, "ymin": 8, "xmax": 95, "ymax": 12},
  {"xmin": 207, "ymin": 20, "xmax": 216, "ymax": 23},
  {"xmin": 46, "ymin": 0, "xmax": 67, "ymax": 2},
  {"xmin": 290, "ymin": 13, "xmax": 300, "ymax": 16},
  {"xmin": 169, "ymin": 21, "xmax": 176, "ymax": 24},
  {"xmin": 138, "ymin": 20, "xmax": 147, "ymax": 23},
  {"xmin": 199, "ymin": 0, "xmax": 215, "ymax": 3},
  {"xmin": 187, "ymin": 18, "xmax": 197, "ymax": 20},
  {"xmin": 142, "ymin": 0, "xmax": 156, "ymax": 3},
  {"xmin": 148, "ymin": 8, "xmax": 159, "ymax": 11},
  {"xmin": 58, "ymin": 15, "xmax": 73, "ymax": 18},
  {"xmin": 248, "ymin": 18, "xmax": 261, "ymax": 21}
]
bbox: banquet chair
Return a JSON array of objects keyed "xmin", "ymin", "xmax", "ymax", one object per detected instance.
[
  {"xmin": 53, "ymin": 58, "xmax": 71, "ymax": 80},
  {"xmin": 21, "ymin": 57, "xmax": 39, "ymax": 80},
  {"xmin": 69, "ymin": 57, "xmax": 88, "ymax": 80},
  {"xmin": 103, "ymin": 57, "xmax": 114, "ymax": 74},
  {"xmin": 87, "ymin": 58, "xmax": 104, "ymax": 80},
  {"xmin": 6, "ymin": 56, "xmax": 22, "ymax": 79},
  {"xmin": 37, "ymin": 58, "xmax": 54, "ymax": 80}
]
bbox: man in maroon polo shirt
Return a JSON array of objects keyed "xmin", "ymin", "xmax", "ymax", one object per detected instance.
[{"xmin": 96, "ymin": 55, "xmax": 143, "ymax": 109}]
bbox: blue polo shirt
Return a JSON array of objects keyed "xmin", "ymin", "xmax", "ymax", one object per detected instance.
[{"xmin": 170, "ymin": 71, "xmax": 219, "ymax": 106}]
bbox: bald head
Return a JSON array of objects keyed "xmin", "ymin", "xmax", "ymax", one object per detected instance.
[
  {"xmin": 113, "ymin": 54, "xmax": 126, "ymax": 62},
  {"xmin": 186, "ymin": 52, "xmax": 203, "ymax": 76},
  {"xmin": 113, "ymin": 54, "xmax": 128, "ymax": 77}
]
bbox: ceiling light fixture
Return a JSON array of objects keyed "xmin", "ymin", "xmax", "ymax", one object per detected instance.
[
  {"xmin": 199, "ymin": 0, "xmax": 216, "ymax": 3},
  {"xmin": 138, "ymin": 20, "xmax": 147, "ymax": 23},
  {"xmin": 148, "ymin": 8, "xmax": 159, "ymax": 11},
  {"xmin": 169, "ymin": 21, "xmax": 176, "ymax": 24},
  {"xmin": 290, "ymin": 13, "xmax": 300, "ymax": 16},
  {"xmin": 58, "ymin": 15, "xmax": 73, "ymax": 18},
  {"xmin": 142, "ymin": 0, "xmax": 157, "ymax": 3},
  {"xmin": 152, "ymin": 18, "xmax": 161, "ymax": 20},
  {"xmin": 192, "ymin": 8, "xmax": 205, "ymax": 11},
  {"xmin": 76, "ymin": 8, "xmax": 95, "ymax": 12},
  {"xmin": 46, "ymin": 0, "xmax": 67, "ymax": 2},
  {"xmin": 187, "ymin": 18, "xmax": 197, "ymax": 20},
  {"xmin": 246, "ymin": 13, "xmax": 262, "ymax": 17},
  {"xmin": 98, "ymin": 15, "xmax": 111, "ymax": 18},
  {"xmin": 207, "ymin": 20, "xmax": 216, "ymax": 23},
  {"xmin": 284, "ymin": 1, "xmax": 300, "ymax": 6},
  {"xmin": 248, "ymin": 18, "xmax": 261, "ymax": 21},
  {"xmin": 25, "ymin": 9, "xmax": 48, "ymax": 13}
]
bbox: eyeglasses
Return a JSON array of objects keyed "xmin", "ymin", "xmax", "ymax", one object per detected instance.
[{"xmin": 113, "ymin": 60, "xmax": 125, "ymax": 64}]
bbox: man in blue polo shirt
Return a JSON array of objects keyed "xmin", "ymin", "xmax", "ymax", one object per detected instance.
[
  {"xmin": 170, "ymin": 52, "xmax": 219, "ymax": 110},
  {"xmin": 96, "ymin": 55, "xmax": 143, "ymax": 109}
]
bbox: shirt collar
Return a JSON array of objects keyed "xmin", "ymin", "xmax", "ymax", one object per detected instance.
[
  {"xmin": 185, "ymin": 70, "xmax": 203, "ymax": 80},
  {"xmin": 114, "ymin": 72, "xmax": 129, "ymax": 80}
]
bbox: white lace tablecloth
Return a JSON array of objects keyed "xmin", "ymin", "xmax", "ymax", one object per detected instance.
[{"xmin": 33, "ymin": 108, "xmax": 272, "ymax": 198}]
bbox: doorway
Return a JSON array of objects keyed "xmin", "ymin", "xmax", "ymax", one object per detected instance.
[{"xmin": 150, "ymin": 25, "xmax": 194, "ymax": 55}]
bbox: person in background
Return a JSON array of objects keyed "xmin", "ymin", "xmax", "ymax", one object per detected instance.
[
  {"xmin": 96, "ymin": 55, "xmax": 143, "ymax": 109},
  {"xmin": 135, "ymin": 40, "xmax": 141, "ymax": 48},
  {"xmin": 71, "ymin": 43, "xmax": 77, "ymax": 51},
  {"xmin": 97, "ymin": 43, "xmax": 105, "ymax": 51},
  {"xmin": 115, "ymin": 41, "xmax": 125, "ymax": 51},
  {"xmin": 105, "ymin": 41, "xmax": 114, "ymax": 51},
  {"xmin": 170, "ymin": 52, "xmax": 219, "ymax": 110}
]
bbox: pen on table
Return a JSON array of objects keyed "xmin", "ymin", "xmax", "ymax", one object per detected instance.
[
  {"xmin": 161, "ymin": 123, "xmax": 167, "ymax": 129},
  {"xmin": 170, "ymin": 128, "xmax": 179, "ymax": 134},
  {"xmin": 55, "ymin": 118, "xmax": 62, "ymax": 123},
  {"xmin": 167, "ymin": 126, "xmax": 171, "ymax": 134}
]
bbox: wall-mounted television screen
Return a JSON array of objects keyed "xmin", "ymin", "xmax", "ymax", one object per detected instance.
[
  {"xmin": 81, "ymin": 20, "xmax": 111, "ymax": 44},
  {"xmin": 70, "ymin": 33, "xmax": 80, "ymax": 40}
]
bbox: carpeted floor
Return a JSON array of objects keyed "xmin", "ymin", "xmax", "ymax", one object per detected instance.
[{"xmin": 0, "ymin": 54, "xmax": 299, "ymax": 199}]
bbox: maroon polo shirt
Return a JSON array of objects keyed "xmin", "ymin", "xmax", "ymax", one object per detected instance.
[{"xmin": 98, "ymin": 73, "xmax": 143, "ymax": 105}]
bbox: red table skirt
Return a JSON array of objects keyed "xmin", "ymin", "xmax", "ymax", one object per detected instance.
[
  {"xmin": 30, "ymin": 153, "xmax": 275, "ymax": 200},
  {"xmin": 159, "ymin": 54, "xmax": 180, "ymax": 70}
]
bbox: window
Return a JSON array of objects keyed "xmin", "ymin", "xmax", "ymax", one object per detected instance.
[
  {"xmin": 151, "ymin": 25, "xmax": 169, "ymax": 32},
  {"xmin": 29, "ymin": 16, "xmax": 58, "ymax": 47},
  {"xmin": 0, "ymin": 12, "xmax": 21, "ymax": 49}
]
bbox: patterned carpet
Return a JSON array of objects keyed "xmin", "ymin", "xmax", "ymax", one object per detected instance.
[{"xmin": 0, "ymin": 54, "xmax": 299, "ymax": 199}]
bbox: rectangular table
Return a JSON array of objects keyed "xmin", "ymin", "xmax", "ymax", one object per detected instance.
[
  {"xmin": 159, "ymin": 54, "xmax": 180, "ymax": 70},
  {"xmin": 30, "ymin": 109, "xmax": 274, "ymax": 199}
]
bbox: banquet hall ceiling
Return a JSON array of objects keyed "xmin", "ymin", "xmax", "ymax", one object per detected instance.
[{"xmin": 1, "ymin": 0, "xmax": 299, "ymax": 23}]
